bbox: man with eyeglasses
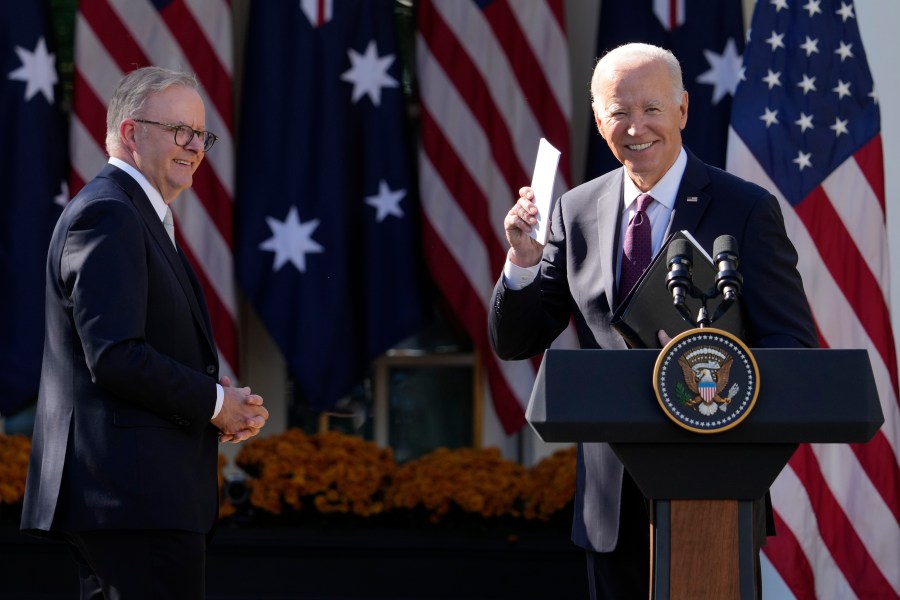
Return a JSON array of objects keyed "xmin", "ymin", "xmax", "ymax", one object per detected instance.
[{"xmin": 21, "ymin": 66, "xmax": 269, "ymax": 598}]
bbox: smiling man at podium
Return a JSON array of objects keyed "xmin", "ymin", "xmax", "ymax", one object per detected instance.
[{"xmin": 489, "ymin": 43, "xmax": 817, "ymax": 599}]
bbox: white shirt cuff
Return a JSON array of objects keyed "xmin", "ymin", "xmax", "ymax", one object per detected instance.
[
  {"xmin": 212, "ymin": 383, "xmax": 224, "ymax": 419},
  {"xmin": 503, "ymin": 260, "xmax": 540, "ymax": 290}
]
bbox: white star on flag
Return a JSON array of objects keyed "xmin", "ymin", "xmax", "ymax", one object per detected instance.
[
  {"xmin": 800, "ymin": 36, "xmax": 820, "ymax": 56},
  {"xmin": 762, "ymin": 69, "xmax": 782, "ymax": 89},
  {"xmin": 341, "ymin": 39, "xmax": 398, "ymax": 106},
  {"xmin": 803, "ymin": 0, "xmax": 823, "ymax": 17},
  {"xmin": 793, "ymin": 149, "xmax": 812, "ymax": 170},
  {"xmin": 797, "ymin": 74, "xmax": 817, "ymax": 94},
  {"xmin": 836, "ymin": 2, "xmax": 855, "ymax": 22},
  {"xmin": 794, "ymin": 112, "xmax": 814, "ymax": 132},
  {"xmin": 259, "ymin": 206, "xmax": 324, "ymax": 272},
  {"xmin": 830, "ymin": 117, "xmax": 849, "ymax": 137},
  {"xmin": 696, "ymin": 38, "xmax": 743, "ymax": 105},
  {"xmin": 760, "ymin": 107, "xmax": 779, "ymax": 127},
  {"xmin": 765, "ymin": 30, "xmax": 785, "ymax": 51},
  {"xmin": 7, "ymin": 36, "xmax": 57, "ymax": 103},
  {"xmin": 365, "ymin": 180, "xmax": 406, "ymax": 222}
]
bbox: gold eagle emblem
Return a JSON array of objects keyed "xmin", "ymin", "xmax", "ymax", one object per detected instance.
[{"xmin": 677, "ymin": 346, "xmax": 737, "ymax": 415}]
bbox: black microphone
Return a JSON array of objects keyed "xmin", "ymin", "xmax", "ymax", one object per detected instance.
[
  {"xmin": 665, "ymin": 238, "xmax": 693, "ymax": 307},
  {"xmin": 713, "ymin": 235, "xmax": 743, "ymax": 302}
]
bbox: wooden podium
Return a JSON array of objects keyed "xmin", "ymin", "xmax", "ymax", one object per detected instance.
[{"xmin": 526, "ymin": 348, "xmax": 884, "ymax": 599}]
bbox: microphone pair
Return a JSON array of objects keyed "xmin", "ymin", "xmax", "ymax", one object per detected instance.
[{"xmin": 665, "ymin": 234, "xmax": 743, "ymax": 307}]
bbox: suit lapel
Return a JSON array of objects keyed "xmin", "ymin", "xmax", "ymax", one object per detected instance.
[
  {"xmin": 595, "ymin": 171, "xmax": 623, "ymax": 306},
  {"xmin": 100, "ymin": 165, "xmax": 217, "ymax": 357},
  {"xmin": 670, "ymin": 150, "xmax": 712, "ymax": 235}
]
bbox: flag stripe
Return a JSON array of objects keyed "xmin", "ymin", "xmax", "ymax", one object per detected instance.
[
  {"xmin": 507, "ymin": 0, "xmax": 572, "ymax": 124},
  {"xmin": 811, "ymin": 442, "xmax": 900, "ymax": 581},
  {"xmin": 175, "ymin": 190, "xmax": 236, "ymax": 318},
  {"xmin": 769, "ymin": 465, "xmax": 856, "ymax": 600},
  {"xmin": 418, "ymin": 0, "xmax": 571, "ymax": 432},
  {"xmin": 69, "ymin": 117, "xmax": 107, "ymax": 186},
  {"xmin": 853, "ymin": 135, "xmax": 886, "ymax": 211},
  {"xmin": 419, "ymin": 149, "xmax": 537, "ymax": 430},
  {"xmin": 790, "ymin": 444, "xmax": 896, "ymax": 598},
  {"xmin": 73, "ymin": 0, "xmax": 238, "ymax": 380},
  {"xmin": 427, "ymin": 1, "xmax": 563, "ymax": 190},
  {"xmin": 418, "ymin": 2, "xmax": 530, "ymax": 214},
  {"xmin": 793, "ymin": 186, "xmax": 893, "ymax": 360},
  {"xmin": 821, "ymin": 149, "xmax": 889, "ymax": 299},
  {"xmin": 419, "ymin": 110, "xmax": 507, "ymax": 267},
  {"xmin": 184, "ymin": 0, "xmax": 233, "ymax": 74},
  {"xmin": 481, "ymin": 1, "xmax": 570, "ymax": 170},
  {"xmin": 154, "ymin": 0, "xmax": 233, "ymax": 128},
  {"xmin": 415, "ymin": 33, "xmax": 520, "ymax": 253},
  {"xmin": 79, "ymin": 0, "xmax": 149, "ymax": 71},
  {"xmin": 765, "ymin": 511, "xmax": 816, "ymax": 600},
  {"xmin": 70, "ymin": 72, "xmax": 107, "ymax": 150}
]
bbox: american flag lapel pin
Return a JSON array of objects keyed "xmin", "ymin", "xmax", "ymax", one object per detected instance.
[{"xmin": 687, "ymin": 196, "xmax": 698, "ymax": 203}]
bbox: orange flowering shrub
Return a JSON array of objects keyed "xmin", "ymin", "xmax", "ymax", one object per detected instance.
[
  {"xmin": 230, "ymin": 430, "xmax": 576, "ymax": 528},
  {"xmin": 1, "ymin": 430, "xmax": 575, "ymax": 530},
  {"xmin": 523, "ymin": 446, "xmax": 577, "ymax": 521},
  {"xmin": 0, "ymin": 434, "xmax": 30, "ymax": 507},
  {"xmin": 235, "ymin": 428, "xmax": 396, "ymax": 518},
  {"xmin": 385, "ymin": 446, "xmax": 531, "ymax": 523}
]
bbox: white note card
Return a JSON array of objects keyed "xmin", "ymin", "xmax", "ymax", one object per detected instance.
[{"xmin": 529, "ymin": 138, "xmax": 561, "ymax": 245}]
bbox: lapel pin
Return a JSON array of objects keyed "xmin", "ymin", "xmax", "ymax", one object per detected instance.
[{"xmin": 687, "ymin": 196, "xmax": 698, "ymax": 203}]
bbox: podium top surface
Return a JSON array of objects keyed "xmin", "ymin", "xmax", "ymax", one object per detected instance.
[{"xmin": 527, "ymin": 348, "xmax": 884, "ymax": 444}]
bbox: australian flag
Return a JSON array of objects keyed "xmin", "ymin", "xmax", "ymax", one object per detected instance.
[
  {"xmin": 586, "ymin": 0, "xmax": 745, "ymax": 178},
  {"xmin": 0, "ymin": 1, "xmax": 66, "ymax": 418},
  {"xmin": 236, "ymin": 0, "xmax": 424, "ymax": 411}
]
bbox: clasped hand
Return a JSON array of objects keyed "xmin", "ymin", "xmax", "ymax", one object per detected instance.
[{"xmin": 212, "ymin": 375, "xmax": 269, "ymax": 443}]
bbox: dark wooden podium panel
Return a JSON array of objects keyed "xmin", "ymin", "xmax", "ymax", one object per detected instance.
[{"xmin": 670, "ymin": 500, "xmax": 740, "ymax": 599}]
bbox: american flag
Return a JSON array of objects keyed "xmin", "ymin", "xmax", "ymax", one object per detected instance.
[
  {"xmin": 416, "ymin": 0, "xmax": 572, "ymax": 433},
  {"xmin": 0, "ymin": 0, "xmax": 66, "ymax": 416},
  {"xmin": 70, "ymin": 0, "xmax": 238, "ymax": 380},
  {"xmin": 235, "ymin": 0, "xmax": 424, "ymax": 412},
  {"xmin": 727, "ymin": 1, "xmax": 900, "ymax": 598}
]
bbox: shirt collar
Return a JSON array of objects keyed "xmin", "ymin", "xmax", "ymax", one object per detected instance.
[
  {"xmin": 108, "ymin": 156, "xmax": 168, "ymax": 222},
  {"xmin": 622, "ymin": 146, "xmax": 687, "ymax": 211}
]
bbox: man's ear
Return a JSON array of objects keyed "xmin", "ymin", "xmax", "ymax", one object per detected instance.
[{"xmin": 119, "ymin": 120, "xmax": 138, "ymax": 152}]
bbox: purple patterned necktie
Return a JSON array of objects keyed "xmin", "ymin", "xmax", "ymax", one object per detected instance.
[{"xmin": 619, "ymin": 193, "xmax": 653, "ymax": 301}]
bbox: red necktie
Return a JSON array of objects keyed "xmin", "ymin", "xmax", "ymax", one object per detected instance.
[{"xmin": 619, "ymin": 193, "xmax": 653, "ymax": 301}]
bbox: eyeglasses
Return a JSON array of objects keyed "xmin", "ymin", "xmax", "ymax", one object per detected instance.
[{"xmin": 133, "ymin": 118, "xmax": 218, "ymax": 152}]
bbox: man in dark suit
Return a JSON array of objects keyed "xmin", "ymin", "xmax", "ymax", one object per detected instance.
[
  {"xmin": 489, "ymin": 43, "xmax": 817, "ymax": 598},
  {"xmin": 21, "ymin": 67, "xmax": 269, "ymax": 598}
]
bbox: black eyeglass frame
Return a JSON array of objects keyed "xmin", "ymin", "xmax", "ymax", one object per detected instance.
[{"xmin": 133, "ymin": 118, "xmax": 218, "ymax": 152}]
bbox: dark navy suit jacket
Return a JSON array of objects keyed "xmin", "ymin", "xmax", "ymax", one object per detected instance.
[
  {"xmin": 21, "ymin": 164, "xmax": 221, "ymax": 536},
  {"xmin": 489, "ymin": 149, "xmax": 818, "ymax": 552}
]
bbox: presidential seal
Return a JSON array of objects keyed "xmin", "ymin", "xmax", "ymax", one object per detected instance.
[{"xmin": 653, "ymin": 328, "xmax": 759, "ymax": 434}]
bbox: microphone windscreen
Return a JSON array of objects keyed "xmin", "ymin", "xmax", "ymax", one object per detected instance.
[
  {"xmin": 668, "ymin": 238, "xmax": 692, "ymax": 263},
  {"xmin": 713, "ymin": 235, "xmax": 738, "ymax": 257}
]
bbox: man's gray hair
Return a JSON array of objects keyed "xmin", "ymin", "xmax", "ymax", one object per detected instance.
[
  {"xmin": 590, "ymin": 43, "xmax": 685, "ymax": 107},
  {"xmin": 105, "ymin": 66, "xmax": 199, "ymax": 154}
]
